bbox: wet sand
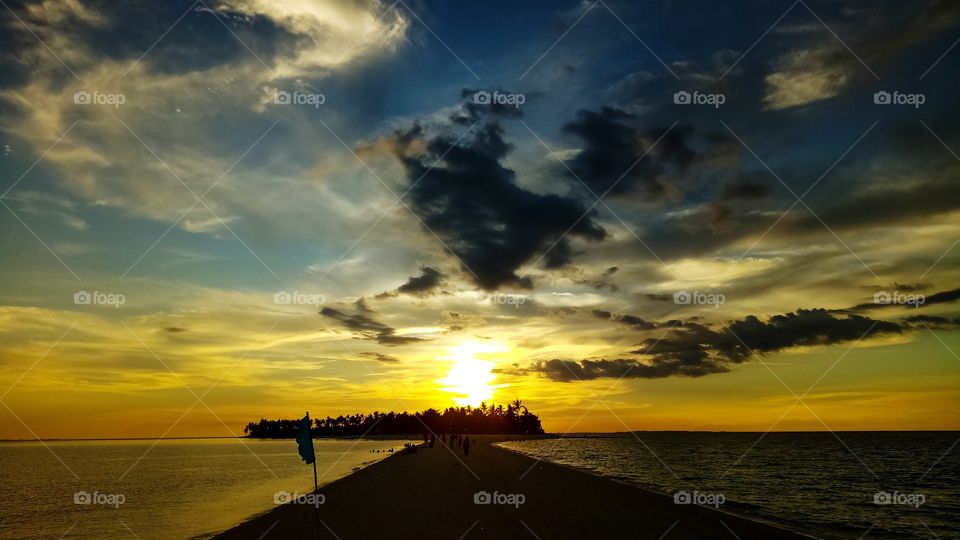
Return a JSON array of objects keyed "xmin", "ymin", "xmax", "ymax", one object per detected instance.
[{"xmin": 215, "ymin": 436, "xmax": 814, "ymax": 539}]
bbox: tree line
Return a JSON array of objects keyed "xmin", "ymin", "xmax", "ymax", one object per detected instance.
[{"xmin": 244, "ymin": 399, "xmax": 544, "ymax": 438}]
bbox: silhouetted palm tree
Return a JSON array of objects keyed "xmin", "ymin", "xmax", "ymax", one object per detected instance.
[{"xmin": 244, "ymin": 400, "xmax": 545, "ymax": 437}]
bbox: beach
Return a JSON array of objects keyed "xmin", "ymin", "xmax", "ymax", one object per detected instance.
[{"xmin": 215, "ymin": 436, "xmax": 811, "ymax": 539}]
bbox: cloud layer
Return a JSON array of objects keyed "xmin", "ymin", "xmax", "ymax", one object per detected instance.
[{"xmin": 384, "ymin": 97, "xmax": 607, "ymax": 290}]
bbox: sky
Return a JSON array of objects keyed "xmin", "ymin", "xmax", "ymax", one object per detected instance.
[{"xmin": 0, "ymin": 0, "xmax": 959, "ymax": 439}]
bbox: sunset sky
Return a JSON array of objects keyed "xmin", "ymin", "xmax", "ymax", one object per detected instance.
[{"xmin": 1, "ymin": 0, "xmax": 959, "ymax": 439}]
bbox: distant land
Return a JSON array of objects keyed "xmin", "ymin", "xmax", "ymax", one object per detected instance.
[{"xmin": 244, "ymin": 401, "xmax": 545, "ymax": 438}]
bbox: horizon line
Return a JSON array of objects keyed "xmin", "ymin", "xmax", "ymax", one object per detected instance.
[{"xmin": 3, "ymin": 428, "xmax": 959, "ymax": 442}]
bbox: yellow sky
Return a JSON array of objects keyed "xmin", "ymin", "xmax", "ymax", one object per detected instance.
[{"xmin": 2, "ymin": 304, "xmax": 958, "ymax": 439}]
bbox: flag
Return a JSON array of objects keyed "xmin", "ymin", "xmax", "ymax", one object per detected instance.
[{"xmin": 296, "ymin": 412, "xmax": 316, "ymax": 465}]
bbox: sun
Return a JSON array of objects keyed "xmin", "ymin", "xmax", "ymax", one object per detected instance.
[{"xmin": 438, "ymin": 341, "xmax": 506, "ymax": 406}]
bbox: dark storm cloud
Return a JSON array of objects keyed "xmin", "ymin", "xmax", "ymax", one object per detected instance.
[
  {"xmin": 604, "ymin": 51, "xmax": 742, "ymax": 117},
  {"xmin": 616, "ymin": 156, "xmax": 960, "ymax": 260},
  {"xmin": 721, "ymin": 310, "xmax": 901, "ymax": 359},
  {"xmin": 385, "ymin": 93, "xmax": 606, "ymax": 290},
  {"xmin": 566, "ymin": 266, "xmax": 620, "ymax": 291},
  {"xmin": 901, "ymin": 315, "xmax": 960, "ymax": 329},
  {"xmin": 591, "ymin": 309, "xmax": 657, "ymax": 330},
  {"xmin": 624, "ymin": 204, "xmax": 767, "ymax": 260},
  {"xmin": 903, "ymin": 315, "xmax": 949, "ymax": 325},
  {"xmin": 844, "ymin": 287, "xmax": 960, "ymax": 313},
  {"xmin": 621, "ymin": 166, "xmax": 944, "ymax": 261},
  {"xmin": 561, "ymin": 108, "xmax": 699, "ymax": 197},
  {"xmin": 721, "ymin": 180, "xmax": 772, "ymax": 200},
  {"xmin": 571, "ymin": 2, "xmax": 960, "ymax": 262},
  {"xmin": 630, "ymin": 321, "xmax": 728, "ymax": 365},
  {"xmin": 458, "ymin": 88, "xmax": 525, "ymax": 121},
  {"xmin": 397, "ymin": 266, "xmax": 444, "ymax": 294},
  {"xmin": 359, "ymin": 352, "xmax": 400, "ymax": 363},
  {"xmin": 785, "ymin": 178, "xmax": 960, "ymax": 235},
  {"xmin": 632, "ymin": 170, "xmax": 960, "ymax": 261},
  {"xmin": 320, "ymin": 307, "xmax": 424, "ymax": 346},
  {"xmin": 810, "ymin": 1, "xmax": 960, "ymax": 77},
  {"xmin": 505, "ymin": 356, "xmax": 729, "ymax": 382},
  {"xmin": 512, "ymin": 309, "xmax": 902, "ymax": 382},
  {"xmin": 377, "ymin": 267, "xmax": 446, "ymax": 298},
  {"xmin": 862, "ymin": 283, "xmax": 932, "ymax": 293},
  {"xmin": 921, "ymin": 288, "xmax": 960, "ymax": 305},
  {"xmin": 574, "ymin": 130, "xmax": 960, "ymax": 264},
  {"xmin": 632, "ymin": 310, "xmax": 902, "ymax": 366}
]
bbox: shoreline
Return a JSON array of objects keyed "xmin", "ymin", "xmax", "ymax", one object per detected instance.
[
  {"xmin": 214, "ymin": 436, "xmax": 816, "ymax": 540},
  {"xmin": 190, "ymin": 445, "xmax": 409, "ymax": 539}
]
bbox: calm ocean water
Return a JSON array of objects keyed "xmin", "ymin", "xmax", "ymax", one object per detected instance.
[
  {"xmin": 0, "ymin": 438, "xmax": 409, "ymax": 539},
  {"xmin": 498, "ymin": 432, "xmax": 960, "ymax": 539}
]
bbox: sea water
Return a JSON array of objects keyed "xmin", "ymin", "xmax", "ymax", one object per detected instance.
[
  {"xmin": 497, "ymin": 432, "xmax": 959, "ymax": 539},
  {"xmin": 0, "ymin": 438, "xmax": 407, "ymax": 539}
]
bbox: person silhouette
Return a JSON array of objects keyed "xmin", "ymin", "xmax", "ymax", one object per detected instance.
[{"xmin": 463, "ymin": 436, "xmax": 470, "ymax": 456}]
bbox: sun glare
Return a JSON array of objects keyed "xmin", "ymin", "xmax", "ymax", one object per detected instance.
[{"xmin": 438, "ymin": 341, "xmax": 505, "ymax": 406}]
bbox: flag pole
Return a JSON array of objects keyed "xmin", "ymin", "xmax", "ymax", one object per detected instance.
[
  {"xmin": 309, "ymin": 411, "xmax": 318, "ymax": 493},
  {"xmin": 297, "ymin": 410, "xmax": 321, "ymax": 529},
  {"xmin": 308, "ymin": 411, "xmax": 320, "ymax": 526}
]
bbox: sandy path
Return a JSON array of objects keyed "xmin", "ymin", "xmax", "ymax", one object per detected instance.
[{"xmin": 215, "ymin": 436, "xmax": 813, "ymax": 539}]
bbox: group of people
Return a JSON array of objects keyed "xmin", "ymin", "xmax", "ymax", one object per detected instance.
[
  {"xmin": 423, "ymin": 432, "xmax": 473, "ymax": 456},
  {"xmin": 449, "ymin": 433, "xmax": 471, "ymax": 456}
]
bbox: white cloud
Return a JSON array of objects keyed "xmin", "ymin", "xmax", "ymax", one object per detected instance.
[
  {"xmin": 23, "ymin": 0, "xmax": 104, "ymax": 26},
  {"xmin": 215, "ymin": 0, "xmax": 408, "ymax": 78},
  {"xmin": 763, "ymin": 48, "xmax": 849, "ymax": 110},
  {"xmin": 0, "ymin": 0, "xmax": 410, "ymax": 244},
  {"xmin": 3, "ymin": 190, "xmax": 89, "ymax": 230}
]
